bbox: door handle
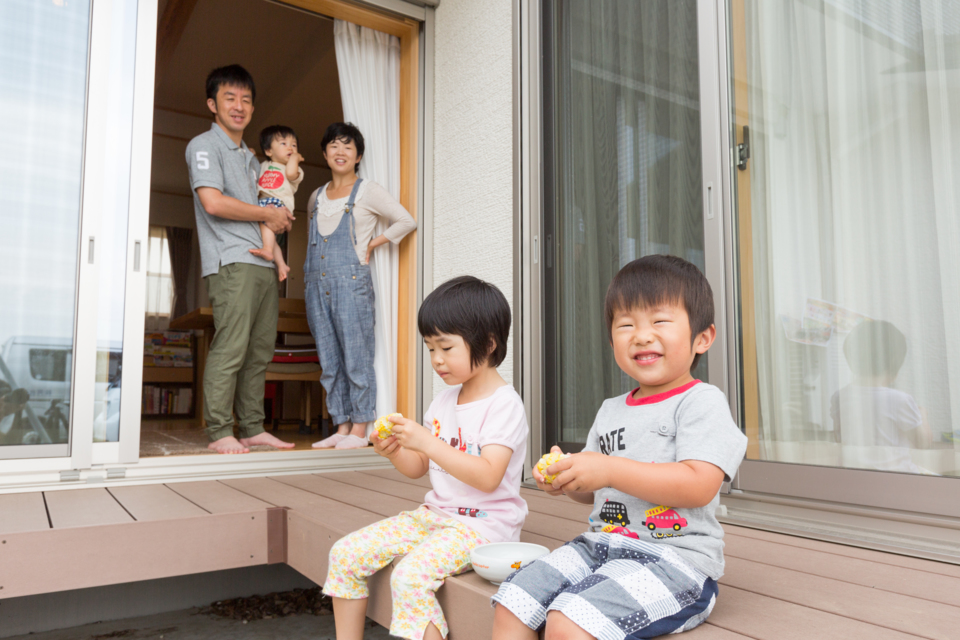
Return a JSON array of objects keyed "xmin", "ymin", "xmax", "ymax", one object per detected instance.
[
  {"xmin": 134, "ymin": 240, "xmax": 141, "ymax": 272},
  {"xmin": 706, "ymin": 183, "xmax": 715, "ymax": 220}
]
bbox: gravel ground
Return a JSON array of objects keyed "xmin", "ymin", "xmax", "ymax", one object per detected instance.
[{"xmin": 4, "ymin": 589, "xmax": 391, "ymax": 640}]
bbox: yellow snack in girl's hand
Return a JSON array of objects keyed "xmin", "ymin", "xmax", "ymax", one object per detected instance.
[
  {"xmin": 536, "ymin": 452, "xmax": 570, "ymax": 485},
  {"xmin": 375, "ymin": 414, "xmax": 399, "ymax": 439}
]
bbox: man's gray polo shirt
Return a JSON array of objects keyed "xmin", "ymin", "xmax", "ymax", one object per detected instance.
[{"xmin": 186, "ymin": 123, "xmax": 274, "ymax": 277}]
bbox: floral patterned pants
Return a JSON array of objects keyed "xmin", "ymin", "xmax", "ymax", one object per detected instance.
[{"xmin": 323, "ymin": 506, "xmax": 489, "ymax": 640}]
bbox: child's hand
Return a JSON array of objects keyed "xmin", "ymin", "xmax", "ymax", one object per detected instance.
[
  {"xmin": 369, "ymin": 432, "xmax": 401, "ymax": 458},
  {"xmin": 549, "ymin": 451, "xmax": 610, "ymax": 494},
  {"xmin": 532, "ymin": 446, "xmax": 566, "ymax": 496},
  {"xmin": 290, "ymin": 152, "xmax": 304, "ymax": 164},
  {"xmin": 389, "ymin": 414, "xmax": 434, "ymax": 454}
]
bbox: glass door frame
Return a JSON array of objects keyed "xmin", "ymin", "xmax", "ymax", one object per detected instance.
[
  {"xmin": 91, "ymin": 0, "xmax": 157, "ymax": 466},
  {"xmin": 720, "ymin": 0, "xmax": 959, "ymax": 519},
  {"xmin": 0, "ymin": 0, "xmax": 155, "ymax": 474},
  {"xmin": 532, "ymin": 0, "xmax": 734, "ymax": 455},
  {"xmin": 3, "ymin": 0, "xmax": 432, "ymax": 487}
]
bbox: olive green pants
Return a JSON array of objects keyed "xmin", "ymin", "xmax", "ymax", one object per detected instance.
[{"xmin": 203, "ymin": 262, "xmax": 278, "ymax": 441}]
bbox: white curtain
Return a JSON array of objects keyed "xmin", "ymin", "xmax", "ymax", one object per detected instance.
[
  {"xmin": 333, "ymin": 19, "xmax": 401, "ymax": 427},
  {"xmin": 144, "ymin": 226, "xmax": 174, "ymax": 332},
  {"xmin": 746, "ymin": 0, "xmax": 959, "ymax": 473}
]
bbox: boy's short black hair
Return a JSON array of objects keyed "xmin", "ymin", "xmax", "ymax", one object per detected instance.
[
  {"xmin": 205, "ymin": 65, "xmax": 256, "ymax": 103},
  {"xmin": 843, "ymin": 320, "xmax": 907, "ymax": 379},
  {"xmin": 259, "ymin": 125, "xmax": 298, "ymax": 155},
  {"xmin": 604, "ymin": 255, "xmax": 714, "ymax": 370},
  {"xmin": 321, "ymin": 122, "xmax": 365, "ymax": 172},
  {"xmin": 418, "ymin": 276, "xmax": 511, "ymax": 369}
]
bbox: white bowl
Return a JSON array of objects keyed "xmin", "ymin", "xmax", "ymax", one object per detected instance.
[{"xmin": 470, "ymin": 542, "xmax": 550, "ymax": 584}]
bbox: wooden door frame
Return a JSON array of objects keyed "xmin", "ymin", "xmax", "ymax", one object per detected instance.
[
  {"xmin": 731, "ymin": 0, "xmax": 760, "ymax": 459},
  {"xmin": 278, "ymin": 0, "xmax": 420, "ymax": 421}
]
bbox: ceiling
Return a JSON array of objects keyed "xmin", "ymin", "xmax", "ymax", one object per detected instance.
[{"xmin": 151, "ymin": 0, "xmax": 343, "ymax": 209}]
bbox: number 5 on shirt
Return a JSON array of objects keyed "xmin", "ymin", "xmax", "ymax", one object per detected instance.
[{"xmin": 196, "ymin": 151, "xmax": 209, "ymax": 170}]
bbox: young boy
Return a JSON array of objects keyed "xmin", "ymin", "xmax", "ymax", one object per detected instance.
[
  {"xmin": 492, "ymin": 254, "xmax": 748, "ymax": 640},
  {"xmin": 248, "ymin": 124, "xmax": 304, "ymax": 281},
  {"xmin": 831, "ymin": 319, "xmax": 933, "ymax": 474}
]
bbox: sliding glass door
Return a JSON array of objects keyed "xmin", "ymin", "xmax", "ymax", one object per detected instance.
[
  {"xmin": 0, "ymin": 0, "xmax": 92, "ymax": 460},
  {"xmin": 541, "ymin": 0, "xmax": 730, "ymax": 450},
  {"xmin": 0, "ymin": 0, "xmax": 154, "ymax": 469},
  {"xmin": 731, "ymin": 0, "xmax": 960, "ymax": 515}
]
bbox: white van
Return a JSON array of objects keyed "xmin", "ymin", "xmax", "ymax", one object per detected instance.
[{"xmin": 0, "ymin": 336, "xmax": 122, "ymax": 443}]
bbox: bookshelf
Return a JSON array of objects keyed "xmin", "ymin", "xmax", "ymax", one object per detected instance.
[{"xmin": 141, "ymin": 333, "xmax": 196, "ymax": 419}]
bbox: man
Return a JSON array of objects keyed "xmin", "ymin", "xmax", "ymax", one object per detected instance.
[{"xmin": 185, "ymin": 64, "xmax": 295, "ymax": 454}]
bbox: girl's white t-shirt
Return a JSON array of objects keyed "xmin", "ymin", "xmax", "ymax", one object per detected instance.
[{"xmin": 421, "ymin": 384, "xmax": 529, "ymax": 543}]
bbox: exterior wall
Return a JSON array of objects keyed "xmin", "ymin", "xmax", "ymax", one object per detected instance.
[{"xmin": 430, "ymin": 0, "xmax": 515, "ymax": 395}]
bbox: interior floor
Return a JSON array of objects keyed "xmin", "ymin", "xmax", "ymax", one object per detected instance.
[{"xmin": 140, "ymin": 418, "xmax": 361, "ymax": 457}]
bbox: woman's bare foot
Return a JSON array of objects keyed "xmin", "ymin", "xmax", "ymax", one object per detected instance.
[
  {"xmin": 277, "ymin": 262, "xmax": 291, "ymax": 282},
  {"xmin": 208, "ymin": 436, "xmax": 250, "ymax": 454},
  {"xmin": 239, "ymin": 432, "xmax": 296, "ymax": 449},
  {"xmin": 248, "ymin": 247, "xmax": 275, "ymax": 261}
]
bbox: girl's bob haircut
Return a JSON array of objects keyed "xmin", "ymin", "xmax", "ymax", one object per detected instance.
[{"xmin": 418, "ymin": 276, "xmax": 511, "ymax": 369}]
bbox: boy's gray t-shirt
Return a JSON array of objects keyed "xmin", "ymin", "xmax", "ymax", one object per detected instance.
[
  {"xmin": 583, "ymin": 381, "xmax": 747, "ymax": 579},
  {"xmin": 186, "ymin": 123, "xmax": 273, "ymax": 277}
]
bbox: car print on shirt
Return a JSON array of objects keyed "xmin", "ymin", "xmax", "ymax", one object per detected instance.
[
  {"xmin": 599, "ymin": 499, "xmax": 630, "ymax": 527},
  {"xmin": 601, "ymin": 524, "xmax": 640, "ymax": 539},
  {"xmin": 643, "ymin": 505, "xmax": 687, "ymax": 532}
]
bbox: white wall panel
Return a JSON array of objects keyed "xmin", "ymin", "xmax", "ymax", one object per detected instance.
[{"xmin": 431, "ymin": 0, "xmax": 514, "ymax": 394}]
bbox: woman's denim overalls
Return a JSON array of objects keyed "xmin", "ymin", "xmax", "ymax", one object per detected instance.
[{"xmin": 304, "ymin": 179, "xmax": 377, "ymax": 426}]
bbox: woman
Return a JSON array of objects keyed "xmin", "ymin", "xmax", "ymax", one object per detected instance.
[{"xmin": 307, "ymin": 122, "xmax": 416, "ymax": 449}]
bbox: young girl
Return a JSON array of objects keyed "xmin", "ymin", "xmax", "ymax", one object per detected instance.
[{"xmin": 323, "ymin": 276, "xmax": 529, "ymax": 640}]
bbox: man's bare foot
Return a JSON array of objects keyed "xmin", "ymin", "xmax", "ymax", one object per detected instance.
[
  {"xmin": 278, "ymin": 263, "xmax": 291, "ymax": 282},
  {"xmin": 209, "ymin": 436, "xmax": 250, "ymax": 454},
  {"xmin": 240, "ymin": 432, "xmax": 296, "ymax": 449},
  {"xmin": 249, "ymin": 247, "xmax": 275, "ymax": 261}
]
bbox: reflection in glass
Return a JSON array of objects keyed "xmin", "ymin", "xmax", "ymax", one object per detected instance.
[
  {"xmin": 831, "ymin": 321, "xmax": 934, "ymax": 474},
  {"xmin": 739, "ymin": 0, "xmax": 960, "ymax": 476},
  {"xmin": 545, "ymin": 0, "xmax": 706, "ymax": 444},
  {"xmin": 92, "ymin": 0, "xmax": 138, "ymax": 443},
  {"xmin": 0, "ymin": 1, "xmax": 91, "ymax": 447}
]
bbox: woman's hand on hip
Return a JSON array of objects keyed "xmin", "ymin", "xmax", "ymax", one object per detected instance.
[{"xmin": 365, "ymin": 234, "xmax": 390, "ymax": 264}]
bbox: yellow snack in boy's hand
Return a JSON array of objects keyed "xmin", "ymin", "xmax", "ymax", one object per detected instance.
[
  {"xmin": 536, "ymin": 452, "xmax": 570, "ymax": 485},
  {"xmin": 375, "ymin": 414, "xmax": 399, "ymax": 439}
]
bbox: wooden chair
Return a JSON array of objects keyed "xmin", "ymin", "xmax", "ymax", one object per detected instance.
[{"xmin": 266, "ymin": 298, "xmax": 330, "ymax": 435}]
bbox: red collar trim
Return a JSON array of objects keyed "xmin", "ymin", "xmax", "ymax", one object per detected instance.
[{"xmin": 626, "ymin": 380, "xmax": 700, "ymax": 406}]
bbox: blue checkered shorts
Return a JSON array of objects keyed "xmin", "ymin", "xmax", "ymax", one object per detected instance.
[
  {"xmin": 491, "ymin": 532, "xmax": 718, "ymax": 639},
  {"xmin": 258, "ymin": 196, "xmax": 284, "ymax": 208}
]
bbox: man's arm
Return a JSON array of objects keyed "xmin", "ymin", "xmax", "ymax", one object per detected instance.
[{"xmin": 196, "ymin": 187, "xmax": 294, "ymax": 234}]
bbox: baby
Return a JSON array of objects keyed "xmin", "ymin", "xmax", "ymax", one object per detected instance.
[{"xmin": 249, "ymin": 124, "xmax": 303, "ymax": 281}]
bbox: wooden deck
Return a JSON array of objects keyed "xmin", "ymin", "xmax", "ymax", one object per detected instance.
[{"xmin": 2, "ymin": 469, "xmax": 959, "ymax": 639}]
